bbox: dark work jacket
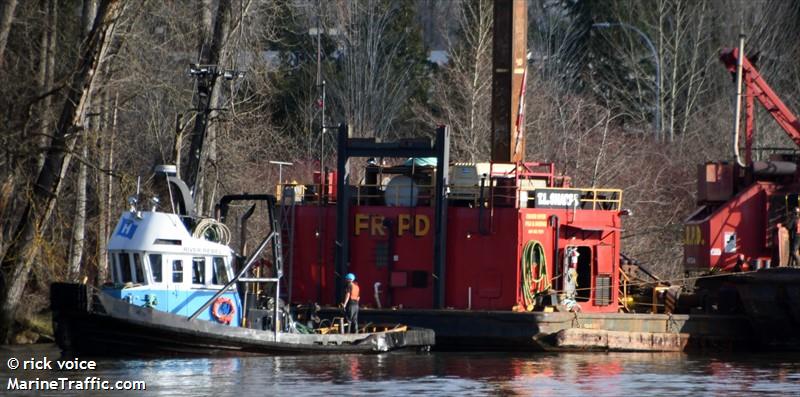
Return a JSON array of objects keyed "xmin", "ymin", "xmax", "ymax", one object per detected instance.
[{"xmin": 789, "ymin": 214, "xmax": 800, "ymax": 238}]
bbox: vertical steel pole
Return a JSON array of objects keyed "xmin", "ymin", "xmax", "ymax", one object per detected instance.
[
  {"xmin": 733, "ymin": 35, "xmax": 746, "ymax": 166},
  {"xmin": 274, "ymin": 281, "xmax": 280, "ymax": 342},
  {"xmin": 319, "ymin": 95, "xmax": 324, "ymax": 194},
  {"xmin": 433, "ymin": 126, "xmax": 450, "ymax": 308},
  {"xmin": 335, "ymin": 124, "xmax": 349, "ymax": 305}
]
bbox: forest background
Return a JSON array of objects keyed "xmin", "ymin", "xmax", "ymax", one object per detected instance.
[{"xmin": 0, "ymin": 0, "xmax": 798, "ymax": 343}]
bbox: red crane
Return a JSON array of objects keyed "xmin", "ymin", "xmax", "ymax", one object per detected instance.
[
  {"xmin": 684, "ymin": 46, "xmax": 800, "ymax": 272},
  {"xmin": 719, "ymin": 47, "xmax": 800, "ymax": 163}
]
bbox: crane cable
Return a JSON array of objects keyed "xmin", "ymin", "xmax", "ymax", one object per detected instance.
[{"xmin": 520, "ymin": 240, "xmax": 550, "ymax": 311}]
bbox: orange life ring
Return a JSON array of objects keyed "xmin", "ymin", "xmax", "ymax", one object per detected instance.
[{"xmin": 211, "ymin": 297, "xmax": 235, "ymax": 325}]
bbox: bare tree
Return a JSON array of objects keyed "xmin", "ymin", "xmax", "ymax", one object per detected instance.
[
  {"xmin": 417, "ymin": 0, "xmax": 493, "ymax": 161},
  {"xmin": 93, "ymin": 90, "xmax": 117, "ymax": 284},
  {"xmin": 35, "ymin": 0, "xmax": 57, "ymax": 173},
  {"xmin": 67, "ymin": 135, "xmax": 88, "ymax": 281},
  {"xmin": 644, "ymin": 0, "xmax": 714, "ymax": 143},
  {"xmin": 0, "ymin": 0, "xmax": 17, "ymax": 66},
  {"xmin": 325, "ymin": 0, "xmax": 415, "ymax": 139},
  {"xmin": 67, "ymin": 0, "xmax": 99, "ymax": 282},
  {"xmin": 0, "ymin": 0, "xmax": 127, "ymax": 342},
  {"xmin": 730, "ymin": 0, "xmax": 800, "ymax": 153}
]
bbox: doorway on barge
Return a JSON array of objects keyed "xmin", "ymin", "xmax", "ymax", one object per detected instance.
[{"xmin": 570, "ymin": 246, "xmax": 592, "ymax": 302}]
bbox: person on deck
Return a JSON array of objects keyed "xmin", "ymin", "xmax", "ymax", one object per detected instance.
[
  {"xmin": 341, "ymin": 273, "xmax": 360, "ymax": 333},
  {"xmin": 790, "ymin": 207, "xmax": 800, "ymax": 267}
]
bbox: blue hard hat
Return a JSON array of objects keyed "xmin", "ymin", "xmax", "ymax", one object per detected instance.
[{"xmin": 345, "ymin": 273, "xmax": 356, "ymax": 281}]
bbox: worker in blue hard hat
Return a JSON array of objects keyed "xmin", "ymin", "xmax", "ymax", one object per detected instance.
[{"xmin": 341, "ymin": 273, "xmax": 360, "ymax": 333}]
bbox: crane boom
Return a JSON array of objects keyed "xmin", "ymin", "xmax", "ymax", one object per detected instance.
[{"xmin": 720, "ymin": 48, "xmax": 800, "ymax": 163}]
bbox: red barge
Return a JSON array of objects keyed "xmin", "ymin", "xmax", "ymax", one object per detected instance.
[
  {"xmin": 271, "ymin": 0, "xmax": 752, "ymax": 351},
  {"xmin": 268, "ymin": 0, "xmax": 780, "ymax": 351},
  {"xmin": 277, "ymin": 123, "xmax": 749, "ymax": 351}
]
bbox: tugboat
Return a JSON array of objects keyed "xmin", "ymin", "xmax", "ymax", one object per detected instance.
[{"xmin": 50, "ymin": 165, "xmax": 433, "ymax": 356}]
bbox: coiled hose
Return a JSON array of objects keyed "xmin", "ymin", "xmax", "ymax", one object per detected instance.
[
  {"xmin": 520, "ymin": 240, "xmax": 550, "ymax": 311},
  {"xmin": 192, "ymin": 218, "xmax": 232, "ymax": 245}
]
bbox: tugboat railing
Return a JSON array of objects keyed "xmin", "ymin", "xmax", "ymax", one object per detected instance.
[
  {"xmin": 188, "ymin": 231, "xmax": 280, "ymax": 341},
  {"xmin": 238, "ymin": 277, "xmax": 280, "ymax": 282}
]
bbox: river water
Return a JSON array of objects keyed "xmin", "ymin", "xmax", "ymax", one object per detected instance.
[{"xmin": 2, "ymin": 344, "xmax": 799, "ymax": 396}]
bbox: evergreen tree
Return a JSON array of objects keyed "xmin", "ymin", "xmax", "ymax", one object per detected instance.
[
  {"xmin": 384, "ymin": 0, "xmax": 431, "ymax": 138},
  {"xmin": 266, "ymin": 0, "xmax": 337, "ymax": 159}
]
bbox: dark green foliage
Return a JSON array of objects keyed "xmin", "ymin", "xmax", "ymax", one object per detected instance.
[
  {"xmin": 265, "ymin": 1, "xmax": 330, "ymax": 145},
  {"xmin": 558, "ymin": 0, "xmax": 655, "ymax": 123},
  {"xmin": 384, "ymin": 0, "xmax": 431, "ymax": 137}
]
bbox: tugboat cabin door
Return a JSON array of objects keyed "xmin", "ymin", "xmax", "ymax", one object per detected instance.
[{"xmin": 165, "ymin": 256, "xmax": 186, "ymax": 315}]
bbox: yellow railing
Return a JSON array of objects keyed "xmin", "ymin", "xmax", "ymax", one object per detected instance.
[
  {"xmin": 276, "ymin": 182, "xmax": 622, "ymax": 210},
  {"xmin": 571, "ymin": 188, "xmax": 623, "ymax": 211},
  {"xmin": 276, "ymin": 184, "xmax": 308, "ymax": 202}
]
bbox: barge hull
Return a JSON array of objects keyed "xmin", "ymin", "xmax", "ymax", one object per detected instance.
[
  {"xmin": 726, "ymin": 268, "xmax": 800, "ymax": 351},
  {"xmin": 320, "ymin": 308, "xmax": 753, "ymax": 352}
]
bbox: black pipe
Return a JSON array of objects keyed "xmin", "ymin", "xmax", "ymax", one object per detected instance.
[
  {"xmin": 478, "ymin": 175, "xmax": 487, "ymax": 235},
  {"xmin": 432, "ymin": 126, "xmax": 450, "ymax": 308},
  {"xmin": 383, "ymin": 218, "xmax": 395, "ymax": 307},
  {"xmin": 549, "ymin": 214, "xmax": 560, "ymax": 289},
  {"xmin": 217, "ymin": 194, "xmax": 275, "ymax": 224}
]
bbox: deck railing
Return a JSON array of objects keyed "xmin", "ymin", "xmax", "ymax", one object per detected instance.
[
  {"xmin": 276, "ymin": 183, "xmax": 622, "ymax": 210},
  {"xmin": 569, "ymin": 188, "xmax": 623, "ymax": 211}
]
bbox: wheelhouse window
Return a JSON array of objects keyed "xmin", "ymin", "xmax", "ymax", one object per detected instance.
[
  {"xmin": 212, "ymin": 257, "xmax": 229, "ymax": 285},
  {"xmin": 149, "ymin": 254, "xmax": 163, "ymax": 283},
  {"xmin": 172, "ymin": 260, "xmax": 183, "ymax": 283},
  {"xmin": 192, "ymin": 257, "xmax": 206, "ymax": 285},
  {"xmin": 119, "ymin": 253, "xmax": 132, "ymax": 283},
  {"xmin": 133, "ymin": 253, "xmax": 145, "ymax": 284},
  {"xmin": 109, "ymin": 253, "xmax": 119, "ymax": 283}
]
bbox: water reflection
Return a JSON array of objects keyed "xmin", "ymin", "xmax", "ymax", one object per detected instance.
[{"xmin": 1, "ymin": 345, "xmax": 799, "ymax": 396}]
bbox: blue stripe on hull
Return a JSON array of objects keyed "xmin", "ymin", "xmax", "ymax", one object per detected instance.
[{"xmin": 102, "ymin": 287, "xmax": 242, "ymax": 327}]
